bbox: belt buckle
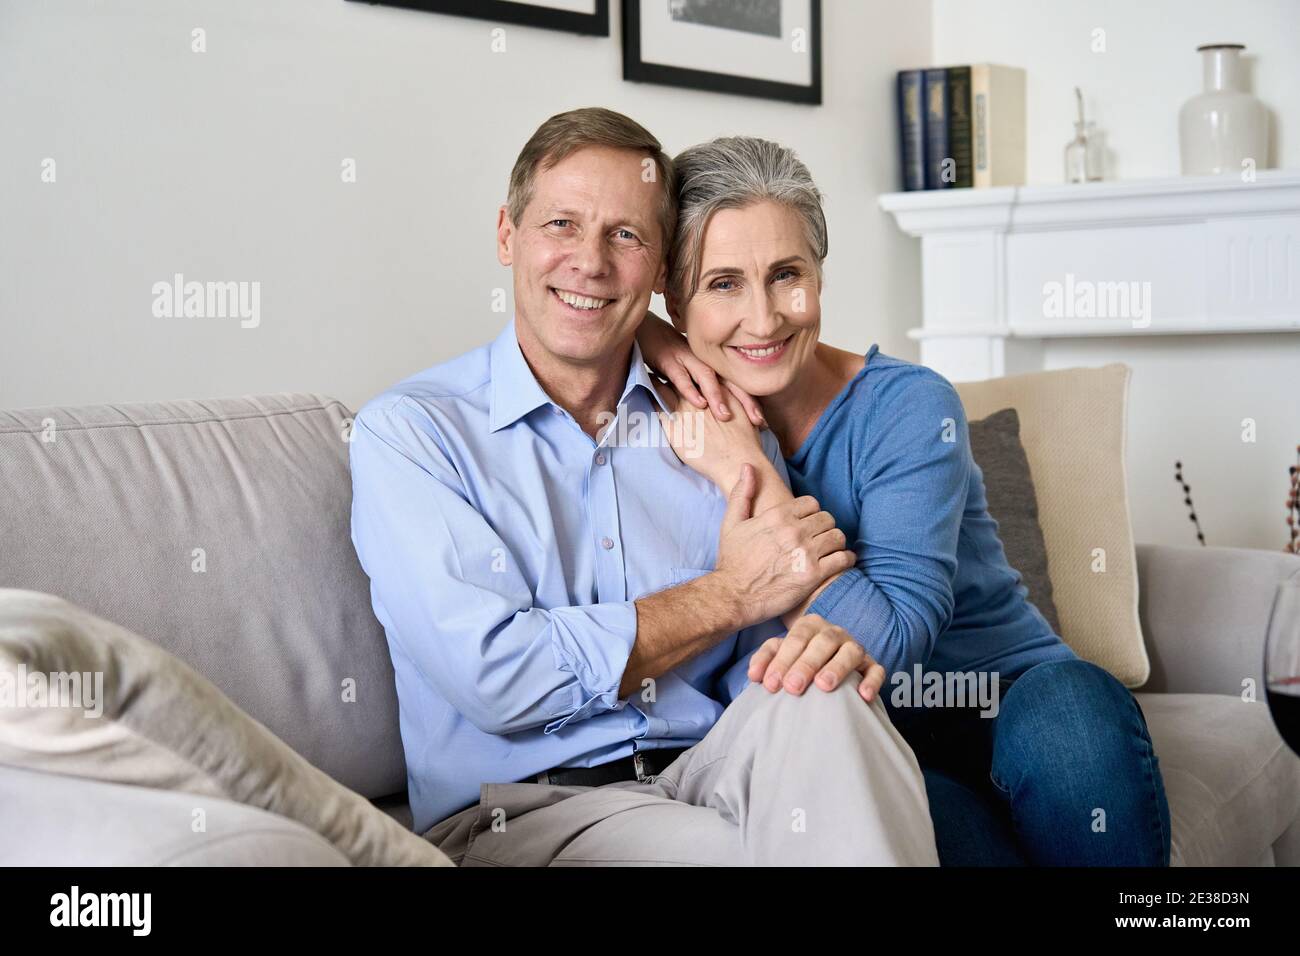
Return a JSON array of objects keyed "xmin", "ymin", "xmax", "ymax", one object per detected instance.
[{"xmin": 632, "ymin": 751, "xmax": 653, "ymax": 784}]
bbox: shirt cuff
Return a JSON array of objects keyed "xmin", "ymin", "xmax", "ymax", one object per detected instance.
[{"xmin": 543, "ymin": 600, "xmax": 638, "ymax": 735}]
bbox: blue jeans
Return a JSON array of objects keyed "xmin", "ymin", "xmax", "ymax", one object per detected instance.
[{"xmin": 886, "ymin": 658, "xmax": 1171, "ymax": 866}]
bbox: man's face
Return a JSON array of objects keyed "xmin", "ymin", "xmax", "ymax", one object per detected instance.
[{"xmin": 498, "ymin": 145, "xmax": 667, "ymax": 370}]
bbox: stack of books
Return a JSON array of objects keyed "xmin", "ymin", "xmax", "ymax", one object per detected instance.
[{"xmin": 896, "ymin": 64, "xmax": 1026, "ymax": 191}]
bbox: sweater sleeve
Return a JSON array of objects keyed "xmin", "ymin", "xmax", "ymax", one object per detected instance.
[{"xmin": 807, "ymin": 371, "xmax": 969, "ymax": 676}]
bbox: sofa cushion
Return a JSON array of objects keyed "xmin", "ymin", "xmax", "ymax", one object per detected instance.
[
  {"xmin": 0, "ymin": 393, "xmax": 403, "ymax": 798},
  {"xmin": 1136, "ymin": 542, "xmax": 1300, "ymax": 696},
  {"xmin": 0, "ymin": 589, "xmax": 451, "ymax": 866},
  {"xmin": 1135, "ymin": 692, "xmax": 1300, "ymax": 866},
  {"xmin": 955, "ymin": 364, "xmax": 1148, "ymax": 687},
  {"xmin": 0, "ymin": 764, "xmax": 351, "ymax": 866},
  {"xmin": 967, "ymin": 407, "xmax": 1061, "ymax": 636}
]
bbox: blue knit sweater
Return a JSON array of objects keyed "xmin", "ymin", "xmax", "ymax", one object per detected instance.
[{"xmin": 791, "ymin": 345, "xmax": 1076, "ymax": 679}]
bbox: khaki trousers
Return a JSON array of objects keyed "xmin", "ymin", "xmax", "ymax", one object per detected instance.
[{"xmin": 424, "ymin": 680, "xmax": 940, "ymax": 866}]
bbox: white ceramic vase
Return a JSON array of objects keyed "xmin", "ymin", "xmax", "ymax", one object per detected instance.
[{"xmin": 1178, "ymin": 44, "xmax": 1268, "ymax": 176}]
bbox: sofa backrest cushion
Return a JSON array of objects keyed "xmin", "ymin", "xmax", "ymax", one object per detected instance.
[
  {"xmin": 0, "ymin": 394, "xmax": 405, "ymax": 798},
  {"xmin": 967, "ymin": 407, "xmax": 1062, "ymax": 636},
  {"xmin": 955, "ymin": 363, "xmax": 1149, "ymax": 687}
]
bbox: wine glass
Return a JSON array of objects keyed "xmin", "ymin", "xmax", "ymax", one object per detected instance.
[{"xmin": 1264, "ymin": 577, "xmax": 1300, "ymax": 757}]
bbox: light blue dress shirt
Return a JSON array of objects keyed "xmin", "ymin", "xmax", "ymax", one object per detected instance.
[{"xmin": 350, "ymin": 320, "xmax": 785, "ymax": 831}]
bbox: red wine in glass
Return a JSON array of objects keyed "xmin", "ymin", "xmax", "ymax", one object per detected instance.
[{"xmin": 1264, "ymin": 579, "xmax": 1300, "ymax": 757}]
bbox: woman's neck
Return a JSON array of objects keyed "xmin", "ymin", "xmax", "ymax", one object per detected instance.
[{"xmin": 762, "ymin": 343, "xmax": 864, "ymax": 458}]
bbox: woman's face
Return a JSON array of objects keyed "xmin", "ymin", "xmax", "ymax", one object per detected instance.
[{"xmin": 671, "ymin": 200, "xmax": 822, "ymax": 398}]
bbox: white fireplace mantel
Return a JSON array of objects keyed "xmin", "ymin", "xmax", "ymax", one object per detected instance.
[{"xmin": 878, "ymin": 170, "xmax": 1300, "ymax": 381}]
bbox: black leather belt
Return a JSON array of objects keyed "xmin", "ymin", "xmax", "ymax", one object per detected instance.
[{"xmin": 536, "ymin": 747, "xmax": 689, "ymax": 787}]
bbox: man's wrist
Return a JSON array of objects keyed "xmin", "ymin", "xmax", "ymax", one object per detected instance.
[{"xmin": 694, "ymin": 568, "xmax": 757, "ymax": 631}]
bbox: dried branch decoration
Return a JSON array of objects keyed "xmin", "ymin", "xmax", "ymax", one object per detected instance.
[
  {"xmin": 1174, "ymin": 461, "xmax": 1206, "ymax": 546},
  {"xmin": 1286, "ymin": 445, "xmax": 1299, "ymax": 555}
]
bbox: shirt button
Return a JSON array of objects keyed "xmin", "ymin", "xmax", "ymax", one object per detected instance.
[
  {"xmin": 601, "ymin": 537, "xmax": 614, "ymax": 550},
  {"xmin": 595, "ymin": 453, "xmax": 606, "ymax": 466}
]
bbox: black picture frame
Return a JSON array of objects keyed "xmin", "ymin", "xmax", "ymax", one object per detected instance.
[
  {"xmin": 346, "ymin": 0, "xmax": 610, "ymax": 36},
  {"xmin": 622, "ymin": 0, "xmax": 821, "ymax": 105}
]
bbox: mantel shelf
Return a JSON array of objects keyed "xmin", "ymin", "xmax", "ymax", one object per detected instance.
[
  {"xmin": 907, "ymin": 317, "xmax": 1300, "ymax": 341},
  {"xmin": 879, "ymin": 170, "xmax": 1300, "ymax": 235},
  {"xmin": 877, "ymin": 172, "xmax": 1300, "ymax": 381}
]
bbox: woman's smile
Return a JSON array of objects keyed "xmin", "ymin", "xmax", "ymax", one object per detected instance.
[{"xmin": 728, "ymin": 333, "xmax": 795, "ymax": 365}]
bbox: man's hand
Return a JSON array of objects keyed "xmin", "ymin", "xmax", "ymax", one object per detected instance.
[
  {"xmin": 710, "ymin": 465, "xmax": 856, "ymax": 627},
  {"xmin": 748, "ymin": 614, "xmax": 885, "ymax": 702}
]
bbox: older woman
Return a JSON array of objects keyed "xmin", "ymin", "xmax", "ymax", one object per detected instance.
[{"xmin": 640, "ymin": 136, "xmax": 1171, "ymax": 866}]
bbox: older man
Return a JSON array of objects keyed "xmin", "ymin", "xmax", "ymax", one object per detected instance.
[{"xmin": 349, "ymin": 107, "xmax": 937, "ymax": 865}]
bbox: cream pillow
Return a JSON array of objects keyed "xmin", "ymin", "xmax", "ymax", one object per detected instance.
[
  {"xmin": 0, "ymin": 589, "xmax": 451, "ymax": 866},
  {"xmin": 954, "ymin": 363, "xmax": 1150, "ymax": 687}
]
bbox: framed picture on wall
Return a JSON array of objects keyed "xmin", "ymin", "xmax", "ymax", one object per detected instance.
[
  {"xmin": 622, "ymin": 0, "xmax": 821, "ymax": 104},
  {"xmin": 346, "ymin": 0, "xmax": 610, "ymax": 36}
]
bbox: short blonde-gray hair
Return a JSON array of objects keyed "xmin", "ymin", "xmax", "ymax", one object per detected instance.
[
  {"xmin": 669, "ymin": 136, "xmax": 827, "ymax": 302},
  {"xmin": 507, "ymin": 107, "xmax": 677, "ymax": 249}
]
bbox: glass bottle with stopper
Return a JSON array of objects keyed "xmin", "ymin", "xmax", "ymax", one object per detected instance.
[{"xmin": 1064, "ymin": 87, "xmax": 1105, "ymax": 183}]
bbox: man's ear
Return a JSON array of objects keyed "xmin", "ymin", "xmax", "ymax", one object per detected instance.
[
  {"xmin": 496, "ymin": 205, "xmax": 514, "ymax": 266},
  {"xmin": 652, "ymin": 256, "xmax": 667, "ymax": 296}
]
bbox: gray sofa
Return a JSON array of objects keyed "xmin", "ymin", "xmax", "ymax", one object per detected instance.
[{"xmin": 1, "ymin": 392, "xmax": 1298, "ymax": 865}]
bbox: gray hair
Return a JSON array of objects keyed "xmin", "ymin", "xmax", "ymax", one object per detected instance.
[{"xmin": 669, "ymin": 136, "xmax": 827, "ymax": 303}]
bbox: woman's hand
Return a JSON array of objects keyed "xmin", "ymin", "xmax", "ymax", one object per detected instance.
[
  {"xmin": 655, "ymin": 382, "xmax": 771, "ymax": 493},
  {"xmin": 748, "ymin": 614, "xmax": 885, "ymax": 702},
  {"xmin": 637, "ymin": 311, "xmax": 765, "ymax": 428}
]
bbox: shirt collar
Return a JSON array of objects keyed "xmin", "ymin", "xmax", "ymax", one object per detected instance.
[
  {"xmin": 489, "ymin": 319, "xmax": 672, "ymax": 432},
  {"xmin": 488, "ymin": 321, "xmax": 553, "ymax": 432},
  {"xmin": 621, "ymin": 341, "xmax": 674, "ymax": 417}
]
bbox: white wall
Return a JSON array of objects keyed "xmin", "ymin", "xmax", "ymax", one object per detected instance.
[
  {"xmin": 1043, "ymin": 335, "xmax": 1299, "ymax": 554},
  {"xmin": 933, "ymin": 0, "xmax": 1300, "ymax": 552},
  {"xmin": 3, "ymin": 0, "xmax": 1295, "ymax": 552},
  {"xmin": 0, "ymin": 0, "xmax": 930, "ymax": 413},
  {"xmin": 932, "ymin": 0, "xmax": 1300, "ymax": 182}
]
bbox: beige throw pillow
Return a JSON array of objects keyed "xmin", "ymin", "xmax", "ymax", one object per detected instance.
[
  {"xmin": 0, "ymin": 589, "xmax": 451, "ymax": 866},
  {"xmin": 954, "ymin": 363, "xmax": 1150, "ymax": 687}
]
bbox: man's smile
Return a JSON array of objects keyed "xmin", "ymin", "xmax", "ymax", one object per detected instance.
[{"xmin": 550, "ymin": 286, "xmax": 614, "ymax": 312}]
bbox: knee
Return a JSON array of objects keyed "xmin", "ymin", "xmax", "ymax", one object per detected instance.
[
  {"xmin": 999, "ymin": 658, "xmax": 1134, "ymax": 738},
  {"xmin": 994, "ymin": 659, "xmax": 1152, "ymax": 785},
  {"xmin": 755, "ymin": 678, "xmax": 881, "ymax": 733}
]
